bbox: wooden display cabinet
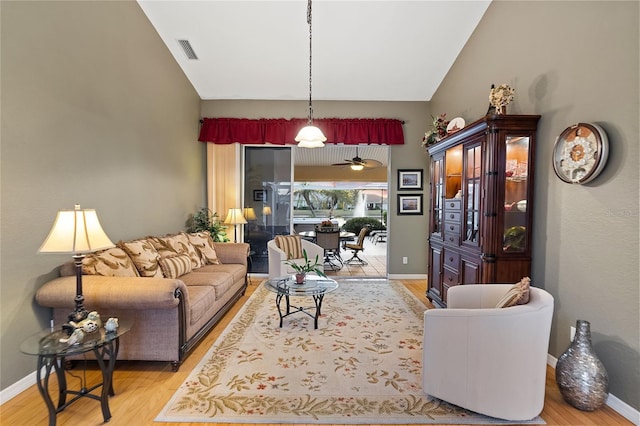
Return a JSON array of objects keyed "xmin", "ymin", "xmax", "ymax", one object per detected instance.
[{"xmin": 426, "ymin": 114, "xmax": 540, "ymax": 307}]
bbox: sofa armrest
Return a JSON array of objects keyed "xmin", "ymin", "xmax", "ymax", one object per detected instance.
[
  {"xmin": 36, "ymin": 275, "xmax": 186, "ymax": 310},
  {"xmin": 212, "ymin": 242, "xmax": 249, "ymax": 266}
]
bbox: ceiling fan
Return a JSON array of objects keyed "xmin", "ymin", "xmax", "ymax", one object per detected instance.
[{"xmin": 331, "ymin": 147, "xmax": 383, "ymax": 170}]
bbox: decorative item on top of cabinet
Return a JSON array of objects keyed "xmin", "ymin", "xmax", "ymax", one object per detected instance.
[{"xmin": 426, "ymin": 114, "xmax": 540, "ymax": 307}]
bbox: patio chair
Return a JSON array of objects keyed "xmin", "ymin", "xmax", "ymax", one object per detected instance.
[
  {"xmin": 315, "ymin": 229, "xmax": 342, "ymax": 271},
  {"xmin": 343, "ymin": 226, "xmax": 370, "ymax": 265}
]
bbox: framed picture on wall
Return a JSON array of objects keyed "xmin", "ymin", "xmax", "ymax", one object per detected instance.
[
  {"xmin": 253, "ymin": 189, "xmax": 266, "ymax": 202},
  {"xmin": 398, "ymin": 169, "xmax": 423, "ymax": 190},
  {"xmin": 397, "ymin": 194, "xmax": 423, "ymax": 215}
]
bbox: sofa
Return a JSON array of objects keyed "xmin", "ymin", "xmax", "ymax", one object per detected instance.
[{"xmin": 36, "ymin": 231, "xmax": 249, "ymax": 371}]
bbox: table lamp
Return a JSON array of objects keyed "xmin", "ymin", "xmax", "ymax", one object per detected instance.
[
  {"xmin": 243, "ymin": 207, "xmax": 257, "ymax": 221},
  {"xmin": 224, "ymin": 208, "xmax": 247, "ymax": 243},
  {"xmin": 39, "ymin": 205, "xmax": 114, "ymax": 323}
]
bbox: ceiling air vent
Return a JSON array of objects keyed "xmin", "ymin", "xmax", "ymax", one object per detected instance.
[{"xmin": 177, "ymin": 39, "xmax": 198, "ymax": 60}]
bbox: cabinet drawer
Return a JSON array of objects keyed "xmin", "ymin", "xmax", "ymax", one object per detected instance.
[
  {"xmin": 443, "ymin": 267, "xmax": 459, "ymax": 287},
  {"xmin": 445, "ymin": 211, "xmax": 461, "ymax": 222},
  {"xmin": 444, "ymin": 232, "xmax": 460, "ymax": 246},
  {"xmin": 445, "ymin": 222, "xmax": 461, "ymax": 236},
  {"xmin": 445, "ymin": 199, "xmax": 461, "ymax": 211},
  {"xmin": 443, "ymin": 249, "xmax": 460, "ymax": 271}
]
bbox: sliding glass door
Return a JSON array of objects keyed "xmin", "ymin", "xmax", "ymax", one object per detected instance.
[{"xmin": 244, "ymin": 146, "xmax": 293, "ymax": 273}]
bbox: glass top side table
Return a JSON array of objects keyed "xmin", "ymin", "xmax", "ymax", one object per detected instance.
[
  {"xmin": 264, "ymin": 275, "xmax": 339, "ymax": 329},
  {"xmin": 20, "ymin": 319, "xmax": 131, "ymax": 426}
]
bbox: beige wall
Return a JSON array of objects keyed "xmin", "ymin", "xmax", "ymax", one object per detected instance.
[
  {"xmin": 201, "ymin": 100, "xmax": 431, "ymax": 276},
  {"xmin": 0, "ymin": 1, "xmax": 203, "ymax": 389},
  {"xmin": 430, "ymin": 1, "xmax": 639, "ymax": 410}
]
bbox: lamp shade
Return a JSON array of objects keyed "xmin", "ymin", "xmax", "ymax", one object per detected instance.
[
  {"xmin": 39, "ymin": 205, "xmax": 114, "ymax": 254},
  {"xmin": 295, "ymin": 125, "xmax": 327, "ymax": 148},
  {"xmin": 262, "ymin": 206, "xmax": 272, "ymax": 216},
  {"xmin": 224, "ymin": 208, "xmax": 248, "ymax": 225},
  {"xmin": 243, "ymin": 207, "xmax": 257, "ymax": 221}
]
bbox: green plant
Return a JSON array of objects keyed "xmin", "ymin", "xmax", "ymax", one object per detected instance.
[
  {"xmin": 342, "ymin": 217, "xmax": 385, "ymax": 234},
  {"xmin": 189, "ymin": 208, "xmax": 230, "ymax": 242},
  {"xmin": 283, "ymin": 249, "xmax": 327, "ymax": 278}
]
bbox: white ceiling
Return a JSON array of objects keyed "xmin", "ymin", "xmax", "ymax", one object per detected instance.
[
  {"xmin": 137, "ymin": 0, "xmax": 491, "ymax": 102},
  {"xmin": 294, "ymin": 145, "xmax": 388, "ymax": 167}
]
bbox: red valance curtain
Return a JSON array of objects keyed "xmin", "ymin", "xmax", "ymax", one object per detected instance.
[{"xmin": 198, "ymin": 118, "xmax": 404, "ymax": 145}]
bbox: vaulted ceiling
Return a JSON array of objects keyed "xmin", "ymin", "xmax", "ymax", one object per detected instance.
[{"xmin": 137, "ymin": 0, "xmax": 492, "ymax": 102}]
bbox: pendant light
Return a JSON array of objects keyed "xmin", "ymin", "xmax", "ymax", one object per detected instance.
[{"xmin": 295, "ymin": 0, "xmax": 326, "ymax": 148}]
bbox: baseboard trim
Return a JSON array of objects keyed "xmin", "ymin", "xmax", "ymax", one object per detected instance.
[
  {"xmin": 547, "ymin": 354, "xmax": 639, "ymax": 425},
  {"xmin": 0, "ymin": 369, "xmax": 38, "ymax": 405},
  {"xmin": 387, "ymin": 274, "xmax": 427, "ymax": 280}
]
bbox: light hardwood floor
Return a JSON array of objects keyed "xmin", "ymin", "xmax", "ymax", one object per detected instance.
[{"xmin": 2, "ymin": 278, "xmax": 632, "ymax": 426}]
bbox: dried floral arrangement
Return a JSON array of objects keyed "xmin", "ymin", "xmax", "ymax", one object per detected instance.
[
  {"xmin": 422, "ymin": 114, "xmax": 449, "ymax": 147},
  {"xmin": 489, "ymin": 84, "xmax": 515, "ymax": 113}
]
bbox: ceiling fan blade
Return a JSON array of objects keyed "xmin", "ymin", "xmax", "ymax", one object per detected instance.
[
  {"xmin": 331, "ymin": 162, "xmax": 353, "ymax": 166},
  {"xmin": 362, "ymin": 159, "xmax": 383, "ymax": 168}
]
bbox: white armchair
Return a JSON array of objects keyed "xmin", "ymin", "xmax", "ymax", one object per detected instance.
[
  {"xmin": 267, "ymin": 238, "xmax": 324, "ymax": 279},
  {"xmin": 422, "ymin": 284, "xmax": 554, "ymax": 421}
]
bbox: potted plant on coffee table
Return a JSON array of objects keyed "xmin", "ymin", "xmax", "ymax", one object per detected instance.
[{"xmin": 284, "ymin": 249, "xmax": 327, "ymax": 284}]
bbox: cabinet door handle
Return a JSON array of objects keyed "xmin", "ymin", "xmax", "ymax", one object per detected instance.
[
  {"xmin": 448, "ymin": 276, "xmax": 453, "ymax": 282},
  {"xmin": 449, "ymin": 214, "xmax": 455, "ymax": 219},
  {"xmin": 449, "ymin": 203, "xmax": 455, "ymax": 207},
  {"xmin": 449, "ymin": 257, "xmax": 454, "ymax": 262},
  {"xmin": 449, "ymin": 237, "xmax": 454, "ymax": 242},
  {"xmin": 449, "ymin": 225, "xmax": 454, "ymax": 230}
]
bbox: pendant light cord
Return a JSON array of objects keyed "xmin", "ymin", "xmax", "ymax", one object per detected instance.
[{"xmin": 307, "ymin": 0, "xmax": 314, "ymax": 125}]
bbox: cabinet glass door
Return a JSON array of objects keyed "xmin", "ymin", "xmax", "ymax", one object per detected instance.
[
  {"xmin": 431, "ymin": 155, "xmax": 444, "ymax": 235},
  {"xmin": 503, "ymin": 136, "xmax": 530, "ymax": 253},
  {"xmin": 463, "ymin": 143, "xmax": 481, "ymax": 245}
]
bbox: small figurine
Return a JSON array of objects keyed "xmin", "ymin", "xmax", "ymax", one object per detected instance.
[
  {"xmin": 105, "ymin": 317, "xmax": 119, "ymax": 333},
  {"xmin": 69, "ymin": 311, "xmax": 101, "ymax": 333},
  {"xmin": 59, "ymin": 328, "xmax": 85, "ymax": 345}
]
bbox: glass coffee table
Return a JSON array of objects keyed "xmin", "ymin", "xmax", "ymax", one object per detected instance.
[{"xmin": 264, "ymin": 275, "xmax": 339, "ymax": 329}]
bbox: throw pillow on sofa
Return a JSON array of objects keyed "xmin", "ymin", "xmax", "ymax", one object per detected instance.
[
  {"xmin": 187, "ymin": 231, "xmax": 220, "ymax": 265},
  {"xmin": 159, "ymin": 253, "xmax": 193, "ymax": 279},
  {"xmin": 81, "ymin": 247, "xmax": 140, "ymax": 277},
  {"xmin": 150, "ymin": 233, "xmax": 202, "ymax": 269},
  {"xmin": 119, "ymin": 239, "xmax": 163, "ymax": 278}
]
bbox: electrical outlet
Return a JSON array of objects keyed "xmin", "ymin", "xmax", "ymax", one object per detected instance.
[
  {"xmin": 402, "ymin": 256, "xmax": 408, "ymax": 265},
  {"xmin": 570, "ymin": 325, "xmax": 576, "ymax": 342}
]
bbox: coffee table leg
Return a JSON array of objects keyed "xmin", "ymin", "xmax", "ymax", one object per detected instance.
[
  {"xmin": 275, "ymin": 293, "xmax": 284, "ymax": 327},
  {"xmin": 312, "ymin": 294, "xmax": 325, "ymax": 329}
]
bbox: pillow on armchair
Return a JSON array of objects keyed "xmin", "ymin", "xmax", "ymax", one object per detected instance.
[
  {"xmin": 496, "ymin": 277, "xmax": 531, "ymax": 308},
  {"xmin": 274, "ymin": 235, "xmax": 303, "ymax": 260}
]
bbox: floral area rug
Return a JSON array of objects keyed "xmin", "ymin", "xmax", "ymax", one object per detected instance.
[{"xmin": 156, "ymin": 279, "xmax": 542, "ymax": 424}]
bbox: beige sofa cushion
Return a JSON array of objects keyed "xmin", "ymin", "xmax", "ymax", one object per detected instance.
[
  {"xmin": 196, "ymin": 263, "xmax": 246, "ymax": 286},
  {"xmin": 187, "ymin": 285, "xmax": 218, "ymax": 326},
  {"xmin": 81, "ymin": 247, "xmax": 139, "ymax": 277},
  {"xmin": 150, "ymin": 233, "xmax": 202, "ymax": 269},
  {"xmin": 159, "ymin": 253, "xmax": 193, "ymax": 279},
  {"xmin": 119, "ymin": 239, "xmax": 163, "ymax": 278},
  {"xmin": 179, "ymin": 271, "xmax": 235, "ymax": 301},
  {"xmin": 187, "ymin": 231, "xmax": 220, "ymax": 265}
]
